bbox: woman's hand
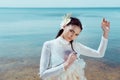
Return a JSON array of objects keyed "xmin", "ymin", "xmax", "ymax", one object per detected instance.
[
  {"xmin": 101, "ymin": 18, "xmax": 110, "ymax": 39},
  {"xmin": 64, "ymin": 52, "xmax": 77, "ymax": 70}
]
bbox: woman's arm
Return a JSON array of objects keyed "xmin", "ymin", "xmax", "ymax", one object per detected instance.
[
  {"xmin": 39, "ymin": 41, "xmax": 65, "ymax": 79},
  {"xmin": 75, "ymin": 36, "xmax": 108, "ymax": 58},
  {"xmin": 74, "ymin": 18, "xmax": 110, "ymax": 58}
]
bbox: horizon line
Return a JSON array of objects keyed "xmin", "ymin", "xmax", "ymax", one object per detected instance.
[{"xmin": 0, "ymin": 6, "xmax": 120, "ymax": 9}]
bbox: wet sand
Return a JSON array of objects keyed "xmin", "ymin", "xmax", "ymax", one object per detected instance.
[
  {"xmin": 0, "ymin": 58, "xmax": 120, "ymax": 80},
  {"xmin": 84, "ymin": 58, "xmax": 120, "ymax": 80}
]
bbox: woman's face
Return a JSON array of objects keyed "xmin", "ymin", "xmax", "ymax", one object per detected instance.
[{"xmin": 61, "ymin": 25, "xmax": 82, "ymax": 42}]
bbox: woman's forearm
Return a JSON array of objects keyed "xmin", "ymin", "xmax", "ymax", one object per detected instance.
[{"xmin": 103, "ymin": 32, "xmax": 109, "ymax": 39}]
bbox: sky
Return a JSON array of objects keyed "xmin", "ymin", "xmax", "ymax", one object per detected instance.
[{"xmin": 0, "ymin": 0, "xmax": 120, "ymax": 8}]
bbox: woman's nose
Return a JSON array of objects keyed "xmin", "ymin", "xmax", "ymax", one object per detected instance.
[{"xmin": 70, "ymin": 33, "xmax": 74, "ymax": 37}]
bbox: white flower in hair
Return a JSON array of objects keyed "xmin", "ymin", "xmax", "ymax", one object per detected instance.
[{"xmin": 60, "ymin": 13, "xmax": 71, "ymax": 29}]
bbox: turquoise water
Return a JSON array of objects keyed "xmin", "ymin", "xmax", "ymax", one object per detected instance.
[{"xmin": 0, "ymin": 8, "xmax": 120, "ymax": 71}]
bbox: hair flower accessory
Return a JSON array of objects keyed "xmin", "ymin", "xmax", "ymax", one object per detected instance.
[{"xmin": 60, "ymin": 13, "xmax": 71, "ymax": 29}]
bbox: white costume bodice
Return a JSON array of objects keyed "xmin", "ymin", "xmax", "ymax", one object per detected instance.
[{"xmin": 40, "ymin": 36, "xmax": 108, "ymax": 80}]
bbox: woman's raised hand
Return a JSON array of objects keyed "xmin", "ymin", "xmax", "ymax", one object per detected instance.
[{"xmin": 101, "ymin": 18, "xmax": 110, "ymax": 39}]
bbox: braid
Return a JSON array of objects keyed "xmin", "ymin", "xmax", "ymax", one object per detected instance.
[
  {"xmin": 56, "ymin": 29, "xmax": 64, "ymax": 38},
  {"xmin": 70, "ymin": 41, "xmax": 77, "ymax": 54}
]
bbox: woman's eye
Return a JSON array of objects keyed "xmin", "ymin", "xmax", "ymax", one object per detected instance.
[
  {"xmin": 75, "ymin": 34, "xmax": 79, "ymax": 36},
  {"xmin": 69, "ymin": 29, "xmax": 79, "ymax": 36},
  {"xmin": 69, "ymin": 30, "xmax": 74, "ymax": 33}
]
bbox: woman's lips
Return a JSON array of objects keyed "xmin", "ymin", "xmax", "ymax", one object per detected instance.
[{"xmin": 68, "ymin": 37, "xmax": 72, "ymax": 41}]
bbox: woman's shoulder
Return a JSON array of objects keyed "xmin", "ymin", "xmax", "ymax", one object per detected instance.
[
  {"xmin": 43, "ymin": 39, "xmax": 56, "ymax": 47},
  {"xmin": 73, "ymin": 41, "xmax": 81, "ymax": 45},
  {"xmin": 73, "ymin": 41, "xmax": 84, "ymax": 47}
]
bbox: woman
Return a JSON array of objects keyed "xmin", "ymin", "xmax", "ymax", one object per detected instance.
[{"xmin": 39, "ymin": 14, "xmax": 110, "ymax": 80}]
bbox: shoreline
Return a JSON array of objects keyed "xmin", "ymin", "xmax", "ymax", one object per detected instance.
[{"xmin": 0, "ymin": 58, "xmax": 120, "ymax": 80}]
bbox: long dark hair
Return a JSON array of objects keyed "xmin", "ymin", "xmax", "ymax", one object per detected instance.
[{"xmin": 56, "ymin": 17, "xmax": 83, "ymax": 53}]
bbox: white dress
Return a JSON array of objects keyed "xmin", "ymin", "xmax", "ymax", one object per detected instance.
[{"xmin": 39, "ymin": 36, "xmax": 108, "ymax": 80}]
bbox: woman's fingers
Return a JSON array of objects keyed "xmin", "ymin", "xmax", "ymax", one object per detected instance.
[
  {"xmin": 102, "ymin": 18, "xmax": 110, "ymax": 27},
  {"xmin": 67, "ymin": 53, "xmax": 77, "ymax": 63},
  {"xmin": 102, "ymin": 18, "xmax": 110, "ymax": 29},
  {"xmin": 64, "ymin": 53, "xmax": 77, "ymax": 69},
  {"xmin": 70, "ymin": 53, "xmax": 77, "ymax": 59},
  {"xmin": 103, "ymin": 18, "xmax": 105, "ymax": 22}
]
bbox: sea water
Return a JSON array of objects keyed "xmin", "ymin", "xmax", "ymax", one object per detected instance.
[{"xmin": 0, "ymin": 8, "xmax": 120, "ymax": 72}]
